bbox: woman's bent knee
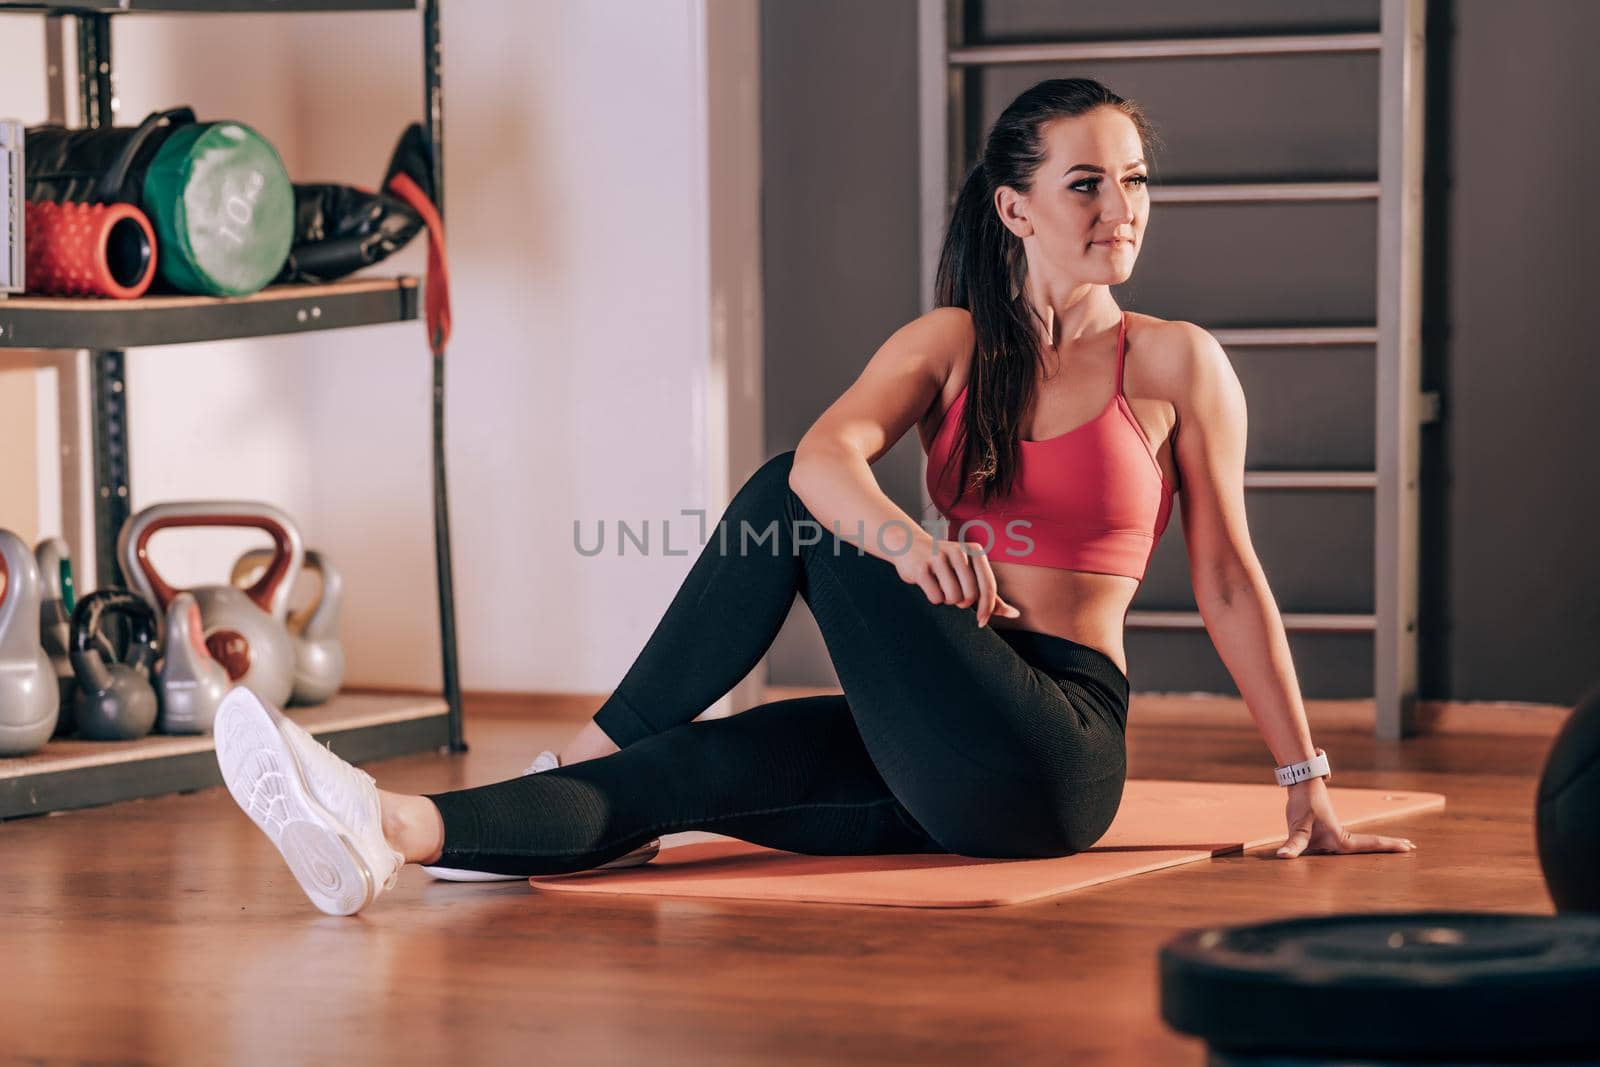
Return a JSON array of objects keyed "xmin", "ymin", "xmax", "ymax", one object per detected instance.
[
  {"xmin": 755, "ymin": 448, "xmax": 798, "ymax": 488},
  {"xmin": 730, "ymin": 449, "xmax": 800, "ymax": 518}
]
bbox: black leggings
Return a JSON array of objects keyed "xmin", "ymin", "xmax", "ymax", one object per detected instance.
[{"xmin": 425, "ymin": 450, "xmax": 1131, "ymax": 876}]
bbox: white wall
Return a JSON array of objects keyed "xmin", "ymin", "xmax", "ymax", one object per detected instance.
[{"xmin": 0, "ymin": 1, "xmax": 762, "ymax": 705}]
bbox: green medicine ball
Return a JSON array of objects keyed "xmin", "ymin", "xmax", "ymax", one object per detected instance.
[{"xmin": 141, "ymin": 121, "xmax": 294, "ymax": 297}]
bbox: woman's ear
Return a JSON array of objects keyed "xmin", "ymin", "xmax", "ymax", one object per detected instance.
[{"xmin": 994, "ymin": 185, "xmax": 1033, "ymax": 239}]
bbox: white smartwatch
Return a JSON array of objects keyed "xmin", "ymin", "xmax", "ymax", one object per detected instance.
[{"xmin": 1274, "ymin": 749, "xmax": 1331, "ymax": 787}]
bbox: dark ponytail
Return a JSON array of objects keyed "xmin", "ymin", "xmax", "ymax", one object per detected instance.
[{"xmin": 930, "ymin": 78, "xmax": 1160, "ymax": 512}]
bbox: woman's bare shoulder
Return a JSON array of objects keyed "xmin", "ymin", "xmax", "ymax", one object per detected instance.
[
  {"xmin": 1124, "ymin": 311, "xmax": 1220, "ymax": 396},
  {"xmin": 898, "ymin": 306, "xmax": 976, "ymax": 385},
  {"xmin": 795, "ymin": 306, "xmax": 978, "ymax": 467},
  {"xmin": 1124, "ymin": 312, "xmax": 1245, "ymax": 442},
  {"xmin": 1124, "ymin": 309, "xmax": 1196, "ymax": 353}
]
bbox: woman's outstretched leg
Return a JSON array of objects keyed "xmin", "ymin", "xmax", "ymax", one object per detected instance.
[
  {"xmin": 216, "ymin": 680, "xmax": 943, "ymax": 912},
  {"xmin": 420, "ymin": 693, "xmax": 943, "ymax": 875}
]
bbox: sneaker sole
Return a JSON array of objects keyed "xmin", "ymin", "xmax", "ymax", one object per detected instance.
[
  {"xmin": 214, "ymin": 690, "xmax": 375, "ymax": 917},
  {"xmin": 422, "ymin": 838, "xmax": 663, "ymax": 882}
]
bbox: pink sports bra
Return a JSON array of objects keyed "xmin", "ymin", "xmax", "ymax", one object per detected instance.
[{"xmin": 923, "ymin": 310, "xmax": 1176, "ymax": 582}]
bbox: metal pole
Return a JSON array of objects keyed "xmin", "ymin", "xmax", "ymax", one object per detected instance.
[
  {"xmin": 1375, "ymin": 0, "xmax": 1426, "ymax": 738},
  {"xmin": 75, "ymin": 13, "xmax": 112, "ymax": 130},
  {"xmin": 78, "ymin": 13, "xmax": 129, "ymax": 593},
  {"xmin": 915, "ymin": 0, "xmax": 964, "ymax": 533},
  {"xmin": 423, "ymin": 0, "xmax": 466, "ymax": 753},
  {"xmin": 916, "ymin": 0, "xmax": 946, "ymax": 317}
]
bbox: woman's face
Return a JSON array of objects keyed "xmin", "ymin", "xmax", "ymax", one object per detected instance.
[{"xmin": 995, "ymin": 108, "xmax": 1149, "ymax": 287}]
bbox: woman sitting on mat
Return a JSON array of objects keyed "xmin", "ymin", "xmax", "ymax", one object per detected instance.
[{"xmin": 216, "ymin": 76, "xmax": 1416, "ymax": 916}]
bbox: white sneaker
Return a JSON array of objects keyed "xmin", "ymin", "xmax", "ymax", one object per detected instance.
[
  {"xmin": 214, "ymin": 687, "xmax": 404, "ymax": 917},
  {"xmin": 421, "ymin": 749, "xmax": 662, "ymax": 881}
]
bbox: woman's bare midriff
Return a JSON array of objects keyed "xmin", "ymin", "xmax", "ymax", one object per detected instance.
[
  {"xmin": 917, "ymin": 310, "xmax": 1182, "ymax": 680},
  {"xmin": 985, "ymin": 565, "xmax": 1136, "ymax": 677}
]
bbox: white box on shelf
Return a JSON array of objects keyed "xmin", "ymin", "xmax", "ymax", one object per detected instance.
[{"xmin": 0, "ymin": 119, "xmax": 21, "ymax": 296}]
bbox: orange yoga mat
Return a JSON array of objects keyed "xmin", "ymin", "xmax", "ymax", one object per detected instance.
[{"xmin": 528, "ymin": 780, "xmax": 1445, "ymax": 908}]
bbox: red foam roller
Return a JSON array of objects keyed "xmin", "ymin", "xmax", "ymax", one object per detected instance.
[{"xmin": 25, "ymin": 200, "xmax": 157, "ymax": 299}]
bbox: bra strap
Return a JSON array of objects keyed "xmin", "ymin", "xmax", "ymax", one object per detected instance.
[{"xmin": 1114, "ymin": 310, "xmax": 1128, "ymax": 396}]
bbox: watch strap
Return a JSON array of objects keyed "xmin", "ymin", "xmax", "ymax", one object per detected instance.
[{"xmin": 1275, "ymin": 749, "xmax": 1331, "ymax": 787}]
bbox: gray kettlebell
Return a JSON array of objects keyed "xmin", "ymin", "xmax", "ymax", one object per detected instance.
[
  {"xmin": 155, "ymin": 591, "xmax": 230, "ymax": 734},
  {"xmin": 231, "ymin": 547, "xmax": 345, "ymax": 706},
  {"xmin": 119, "ymin": 501, "xmax": 303, "ymax": 709},
  {"xmin": 0, "ymin": 529, "xmax": 60, "ymax": 755},
  {"xmin": 70, "ymin": 589, "xmax": 159, "ymax": 742}
]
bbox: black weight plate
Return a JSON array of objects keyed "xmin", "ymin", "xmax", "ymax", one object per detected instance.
[
  {"xmin": 1205, "ymin": 1053, "xmax": 1600, "ymax": 1067},
  {"xmin": 1537, "ymin": 686, "xmax": 1600, "ymax": 914},
  {"xmin": 1160, "ymin": 912, "xmax": 1600, "ymax": 1059}
]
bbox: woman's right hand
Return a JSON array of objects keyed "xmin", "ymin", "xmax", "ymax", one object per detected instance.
[{"xmin": 895, "ymin": 535, "xmax": 1022, "ymax": 627}]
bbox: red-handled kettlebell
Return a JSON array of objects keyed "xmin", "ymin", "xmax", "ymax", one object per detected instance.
[{"xmin": 118, "ymin": 501, "xmax": 303, "ymax": 709}]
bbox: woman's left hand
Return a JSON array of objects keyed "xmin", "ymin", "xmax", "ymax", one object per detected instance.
[{"xmin": 1276, "ymin": 777, "xmax": 1418, "ymax": 858}]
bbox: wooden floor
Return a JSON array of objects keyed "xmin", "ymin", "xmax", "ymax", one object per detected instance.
[{"xmin": 0, "ymin": 691, "xmax": 1561, "ymax": 1066}]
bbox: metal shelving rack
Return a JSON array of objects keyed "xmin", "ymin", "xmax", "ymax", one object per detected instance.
[
  {"xmin": 917, "ymin": 1, "xmax": 1429, "ymax": 738},
  {"xmin": 0, "ymin": 0, "xmax": 466, "ymax": 819}
]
